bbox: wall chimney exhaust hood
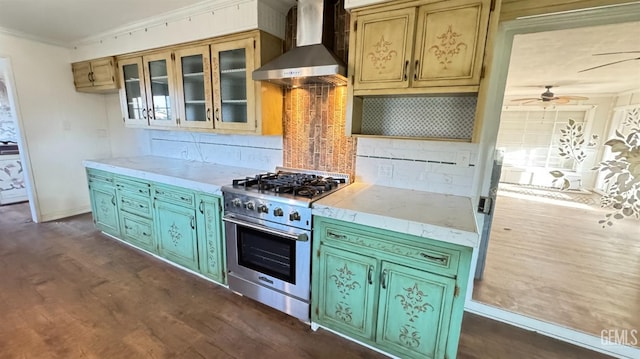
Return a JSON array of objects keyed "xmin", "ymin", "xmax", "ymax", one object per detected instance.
[{"xmin": 252, "ymin": 0, "xmax": 347, "ymax": 87}]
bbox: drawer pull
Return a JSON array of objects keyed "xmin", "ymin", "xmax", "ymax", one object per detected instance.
[
  {"xmin": 190, "ymin": 216, "xmax": 195, "ymax": 230},
  {"xmin": 420, "ymin": 252, "xmax": 448, "ymax": 265},
  {"xmin": 155, "ymin": 190, "xmax": 165, "ymax": 195},
  {"xmin": 111, "ymin": 196, "xmax": 116, "ymax": 206},
  {"xmin": 327, "ymin": 230, "xmax": 347, "ymax": 240},
  {"xmin": 381, "ymin": 269, "xmax": 388, "ymax": 289},
  {"xmin": 180, "ymin": 196, "xmax": 190, "ymax": 202},
  {"xmin": 142, "ymin": 232, "xmax": 150, "ymax": 236},
  {"xmin": 414, "ymin": 60, "xmax": 420, "ymax": 81},
  {"xmin": 138, "ymin": 189, "xmax": 146, "ymax": 194},
  {"xmin": 367, "ymin": 266, "xmax": 373, "ymax": 285},
  {"xmin": 199, "ymin": 200, "xmax": 204, "ymax": 214},
  {"xmin": 403, "ymin": 60, "xmax": 409, "ymax": 81}
]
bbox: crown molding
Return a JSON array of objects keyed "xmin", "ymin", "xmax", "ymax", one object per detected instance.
[
  {"xmin": 0, "ymin": 25, "xmax": 70, "ymax": 48},
  {"xmin": 72, "ymin": 0, "xmax": 266, "ymax": 47}
]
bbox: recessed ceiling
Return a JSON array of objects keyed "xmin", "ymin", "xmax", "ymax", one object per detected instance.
[
  {"xmin": 505, "ymin": 21, "xmax": 640, "ymax": 98},
  {"xmin": 0, "ymin": 0, "xmax": 295, "ymax": 46}
]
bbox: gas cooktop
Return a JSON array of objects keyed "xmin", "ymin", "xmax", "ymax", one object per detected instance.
[{"xmin": 223, "ymin": 167, "xmax": 350, "ymax": 206}]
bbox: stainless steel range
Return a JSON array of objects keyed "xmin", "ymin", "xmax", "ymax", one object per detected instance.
[{"xmin": 222, "ymin": 167, "xmax": 349, "ymax": 321}]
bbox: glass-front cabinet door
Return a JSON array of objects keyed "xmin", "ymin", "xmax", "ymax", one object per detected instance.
[
  {"xmin": 118, "ymin": 57, "xmax": 148, "ymax": 126},
  {"xmin": 211, "ymin": 38, "xmax": 256, "ymax": 132},
  {"xmin": 143, "ymin": 52, "xmax": 178, "ymax": 127},
  {"xmin": 175, "ymin": 46, "xmax": 213, "ymax": 129}
]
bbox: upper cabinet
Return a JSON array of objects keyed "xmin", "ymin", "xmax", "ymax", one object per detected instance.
[
  {"xmin": 209, "ymin": 31, "xmax": 283, "ymax": 135},
  {"xmin": 175, "ymin": 46, "xmax": 214, "ymax": 129},
  {"xmin": 112, "ymin": 30, "xmax": 283, "ymax": 134},
  {"xmin": 143, "ymin": 52, "xmax": 179, "ymax": 128},
  {"xmin": 350, "ymin": 0, "xmax": 491, "ymax": 95},
  {"xmin": 72, "ymin": 57, "xmax": 118, "ymax": 93}
]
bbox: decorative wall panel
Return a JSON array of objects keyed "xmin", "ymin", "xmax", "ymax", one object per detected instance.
[{"xmin": 361, "ymin": 96, "xmax": 477, "ymax": 139}]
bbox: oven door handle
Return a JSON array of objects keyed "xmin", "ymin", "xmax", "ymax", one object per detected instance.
[{"xmin": 223, "ymin": 216, "xmax": 309, "ymax": 242}]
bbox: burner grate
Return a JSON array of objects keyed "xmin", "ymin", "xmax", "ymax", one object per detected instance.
[{"xmin": 231, "ymin": 171, "xmax": 346, "ymax": 198}]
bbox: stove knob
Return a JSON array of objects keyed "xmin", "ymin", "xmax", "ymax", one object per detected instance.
[
  {"xmin": 231, "ymin": 198, "xmax": 242, "ymax": 207},
  {"xmin": 273, "ymin": 207, "xmax": 284, "ymax": 217},
  {"xmin": 245, "ymin": 201, "xmax": 255, "ymax": 210},
  {"xmin": 289, "ymin": 211, "xmax": 301, "ymax": 221},
  {"xmin": 258, "ymin": 204, "xmax": 269, "ymax": 214}
]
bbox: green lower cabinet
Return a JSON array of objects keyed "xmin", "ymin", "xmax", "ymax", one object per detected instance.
[
  {"xmin": 120, "ymin": 212, "xmax": 156, "ymax": 253},
  {"xmin": 195, "ymin": 193, "xmax": 225, "ymax": 284},
  {"xmin": 312, "ymin": 216, "xmax": 471, "ymax": 359},
  {"xmin": 154, "ymin": 200, "xmax": 199, "ymax": 271},
  {"xmin": 377, "ymin": 262, "xmax": 455, "ymax": 359},
  {"xmin": 89, "ymin": 184, "xmax": 120, "ymax": 237},
  {"xmin": 317, "ymin": 246, "xmax": 378, "ymax": 341}
]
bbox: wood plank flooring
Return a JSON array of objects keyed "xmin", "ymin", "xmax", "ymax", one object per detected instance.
[
  {"xmin": 0, "ymin": 202, "xmax": 613, "ymax": 358},
  {"xmin": 474, "ymin": 186, "xmax": 640, "ymax": 347}
]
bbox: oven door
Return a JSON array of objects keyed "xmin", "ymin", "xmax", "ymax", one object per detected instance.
[{"xmin": 223, "ymin": 213, "xmax": 311, "ymax": 302}]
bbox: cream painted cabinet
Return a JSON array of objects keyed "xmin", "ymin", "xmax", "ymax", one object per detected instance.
[
  {"xmin": 353, "ymin": 8, "xmax": 416, "ymax": 91},
  {"xmin": 412, "ymin": 0, "xmax": 490, "ymax": 88},
  {"xmin": 210, "ymin": 31, "xmax": 283, "ymax": 135},
  {"xmin": 118, "ymin": 57, "xmax": 148, "ymax": 127},
  {"xmin": 175, "ymin": 46, "xmax": 214, "ymax": 130},
  {"xmin": 351, "ymin": 0, "xmax": 491, "ymax": 95},
  {"xmin": 143, "ymin": 52, "xmax": 179, "ymax": 128},
  {"xmin": 115, "ymin": 30, "xmax": 283, "ymax": 134},
  {"xmin": 72, "ymin": 57, "xmax": 118, "ymax": 93}
]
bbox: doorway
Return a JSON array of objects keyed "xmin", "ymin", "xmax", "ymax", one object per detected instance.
[{"xmin": 469, "ymin": 4, "xmax": 640, "ymax": 358}]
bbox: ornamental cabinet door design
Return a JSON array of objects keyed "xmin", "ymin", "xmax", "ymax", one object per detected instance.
[
  {"xmin": 412, "ymin": 0, "xmax": 490, "ymax": 87},
  {"xmin": 316, "ymin": 245, "xmax": 378, "ymax": 341},
  {"xmin": 118, "ymin": 57, "xmax": 149, "ymax": 127},
  {"xmin": 175, "ymin": 46, "xmax": 214, "ymax": 130},
  {"xmin": 143, "ymin": 52, "xmax": 178, "ymax": 128},
  {"xmin": 155, "ymin": 200, "xmax": 199, "ymax": 271},
  {"xmin": 376, "ymin": 261, "xmax": 456, "ymax": 359},
  {"xmin": 89, "ymin": 185, "xmax": 120, "ymax": 238},
  {"xmin": 195, "ymin": 194, "xmax": 225, "ymax": 283},
  {"xmin": 353, "ymin": 8, "xmax": 416, "ymax": 91},
  {"xmin": 210, "ymin": 37, "xmax": 256, "ymax": 132}
]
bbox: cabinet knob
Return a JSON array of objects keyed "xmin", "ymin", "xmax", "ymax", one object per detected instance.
[
  {"xmin": 273, "ymin": 207, "xmax": 284, "ymax": 217},
  {"xmin": 258, "ymin": 204, "xmax": 269, "ymax": 214},
  {"xmin": 289, "ymin": 211, "xmax": 301, "ymax": 221}
]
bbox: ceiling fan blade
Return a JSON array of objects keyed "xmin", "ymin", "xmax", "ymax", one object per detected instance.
[
  {"xmin": 593, "ymin": 51, "xmax": 640, "ymax": 56},
  {"xmin": 557, "ymin": 95, "xmax": 589, "ymax": 101},
  {"xmin": 579, "ymin": 57, "xmax": 640, "ymax": 72},
  {"xmin": 552, "ymin": 98, "xmax": 570, "ymax": 104},
  {"xmin": 510, "ymin": 97, "xmax": 540, "ymax": 102},
  {"xmin": 521, "ymin": 99, "xmax": 542, "ymax": 105}
]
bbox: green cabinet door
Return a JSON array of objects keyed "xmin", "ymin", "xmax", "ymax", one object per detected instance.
[
  {"xmin": 376, "ymin": 261, "xmax": 456, "ymax": 359},
  {"xmin": 155, "ymin": 200, "xmax": 199, "ymax": 271},
  {"xmin": 316, "ymin": 245, "xmax": 378, "ymax": 341},
  {"xmin": 196, "ymin": 194, "xmax": 225, "ymax": 284},
  {"xmin": 89, "ymin": 185, "xmax": 120, "ymax": 237}
]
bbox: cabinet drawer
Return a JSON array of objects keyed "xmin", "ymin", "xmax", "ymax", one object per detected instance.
[
  {"xmin": 320, "ymin": 222, "xmax": 460, "ymax": 277},
  {"xmin": 87, "ymin": 169, "xmax": 114, "ymax": 186},
  {"xmin": 115, "ymin": 177, "xmax": 150, "ymax": 196},
  {"xmin": 118, "ymin": 190, "xmax": 152, "ymax": 218},
  {"xmin": 153, "ymin": 185, "xmax": 195, "ymax": 208},
  {"xmin": 120, "ymin": 213, "xmax": 156, "ymax": 253}
]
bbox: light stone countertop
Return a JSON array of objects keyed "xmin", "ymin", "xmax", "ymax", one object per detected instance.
[
  {"xmin": 312, "ymin": 182, "xmax": 480, "ymax": 248},
  {"xmin": 83, "ymin": 156, "xmax": 263, "ymax": 195}
]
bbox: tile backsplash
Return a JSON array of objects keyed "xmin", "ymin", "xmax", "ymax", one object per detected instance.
[
  {"xmin": 283, "ymin": 85, "xmax": 357, "ymax": 177},
  {"xmin": 149, "ymin": 130, "xmax": 283, "ymax": 171},
  {"xmin": 356, "ymin": 138, "xmax": 479, "ymax": 197}
]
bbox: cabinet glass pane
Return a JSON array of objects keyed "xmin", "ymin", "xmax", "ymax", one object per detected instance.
[
  {"xmin": 181, "ymin": 54, "xmax": 206, "ymax": 122},
  {"xmin": 122, "ymin": 63, "xmax": 144, "ymax": 119},
  {"xmin": 148, "ymin": 59, "xmax": 172, "ymax": 121},
  {"xmin": 218, "ymin": 48, "xmax": 247, "ymax": 123}
]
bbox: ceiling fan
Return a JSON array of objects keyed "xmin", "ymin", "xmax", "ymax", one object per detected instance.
[
  {"xmin": 579, "ymin": 51, "xmax": 640, "ymax": 73},
  {"xmin": 511, "ymin": 86, "xmax": 589, "ymax": 105}
]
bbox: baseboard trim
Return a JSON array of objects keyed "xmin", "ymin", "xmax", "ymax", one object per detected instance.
[{"xmin": 465, "ymin": 301, "xmax": 640, "ymax": 359}]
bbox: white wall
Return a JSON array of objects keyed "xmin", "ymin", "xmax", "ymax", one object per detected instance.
[
  {"xmin": 355, "ymin": 138, "xmax": 479, "ymax": 197},
  {"xmin": 0, "ymin": 32, "xmax": 112, "ymax": 221},
  {"xmin": 70, "ymin": 0, "xmax": 286, "ymax": 62}
]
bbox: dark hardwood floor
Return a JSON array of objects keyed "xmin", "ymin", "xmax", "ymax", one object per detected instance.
[{"xmin": 0, "ymin": 202, "xmax": 613, "ymax": 358}]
